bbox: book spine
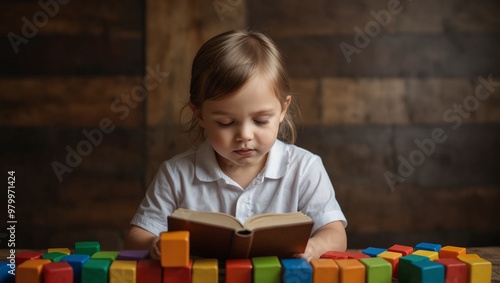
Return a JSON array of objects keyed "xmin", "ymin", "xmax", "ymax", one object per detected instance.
[{"xmin": 229, "ymin": 230, "xmax": 253, "ymax": 258}]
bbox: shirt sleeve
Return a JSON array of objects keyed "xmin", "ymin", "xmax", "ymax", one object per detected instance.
[
  {"xmin": 297, "ymin": 156, "xmax": 347, "ymax": 233},
  {"xmin": 129, "ymin": 161, "xmax": 179, "ymax": 236}
]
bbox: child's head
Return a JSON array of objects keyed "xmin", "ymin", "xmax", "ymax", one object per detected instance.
[{"xmin": 184, "ymin": 29, "xmax": 299, "ymax": 145}]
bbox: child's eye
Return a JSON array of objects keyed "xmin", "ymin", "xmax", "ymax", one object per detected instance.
[
  {"xmin": 217, "ymin": 121, "xmax": 233, "ymax": 127},
  {"xmin": 254, "ymin": 120, "xmax": 269, "ymax": 125}
]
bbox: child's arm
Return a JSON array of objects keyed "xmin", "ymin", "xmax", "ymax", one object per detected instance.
[
  {"xmin": 297, "ymin": 220, "xmax": 347, "ymax": 261},
  {"xmin": 124, "ymin": 225, "xmax": 161, "ymax": 259}
]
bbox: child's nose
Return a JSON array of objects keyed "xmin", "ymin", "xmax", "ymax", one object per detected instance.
[{"xmin": 236, "ymin": 123, "xmax": 253, "ymax": 142}]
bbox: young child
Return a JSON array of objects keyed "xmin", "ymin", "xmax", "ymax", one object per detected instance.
[{"xmin": 124, "ymin": 30, "xmax": 347, "ymax": 261}]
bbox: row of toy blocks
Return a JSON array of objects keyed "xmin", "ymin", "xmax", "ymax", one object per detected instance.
[{"xmin": 358, "ymin": 242, "xmax": 492, "ymax": 283}]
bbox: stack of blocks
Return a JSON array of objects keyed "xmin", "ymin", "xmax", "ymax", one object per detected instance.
[{"xmin": 0, "ymin": 234, "xmax": 493, "ymax": 283}]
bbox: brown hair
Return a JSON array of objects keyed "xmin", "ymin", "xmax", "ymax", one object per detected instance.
[{"xmin": 181, "ymin": 29, "xmax": 299, "ymax": 144}]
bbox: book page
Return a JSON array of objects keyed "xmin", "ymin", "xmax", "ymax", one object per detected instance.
[
  {"xmin": 171, "ymin": 208, "xmax": 243, "ymax": 230},
  {"xmin": 244, "ymin": 212, "xmax": 313, "ymax": 231}
]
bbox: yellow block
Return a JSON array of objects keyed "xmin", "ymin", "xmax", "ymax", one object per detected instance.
[
  {"xmin": 438, "ymin": 245, "xmax": 466, "ymax": 258},
  {"xmin": 109, "ymin": 260, "xmax": 136, "ymax": 283},
  {"xmin": 193, "ymin": 259, "xmax": 218, "ymax": 283},
  {"xmin": 412, "ymin": 250, "xmax": 439, "ymax": 261},
  {"xmin": 47, "ymin": 248, "xmax": 71, "ymax": 255},
  {"xmin": 16, "ymin": 259, "xmax": 51, "ymax": 283},
  {"xmin": 458, "ymin": 253, "xmax": 480, "ymax": 259},
  {"xmin": 457, "ymin": 255, "xmax": 492, "ymax": 283},
  {"xmin": 311, "ymin": 259, "xmax": 339, "ymax": 283},
  {"xmin": 160, "ymin": 231, "xmax": 190, "ymax": 267},
  {"xmin": 335, "ymin": 259, "xmax": 365, "ymax": 283}
]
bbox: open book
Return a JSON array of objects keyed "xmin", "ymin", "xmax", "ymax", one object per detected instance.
[{"xmin": 167, "ymin": 208, "xmax": 314, "ymax": 259}]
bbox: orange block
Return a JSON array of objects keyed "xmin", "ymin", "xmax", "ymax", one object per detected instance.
[
  {"xmin": 160, "ymin": 231, "xmax": 190, "ymax": 268},
  {"xmin": 311, "ymin": 259, "xmax": 339, "ymax": 283},
  {"xmin": 16, "ymin": 259, "xmax": 51, "ymax": 283},
  {"xmin": 438, "ymin": 246, "xmax": 466, "ymax": 258},
  {"xmin": 226, "ymin": 259, "xmax": 252, "ymax": 283},
  {"xmin": 377, "ymin": 251, "xmax": 402, "ymax": 278},
  {"xmin": 335, "ymin": 259, "xmax": 365, "ymax": 283}
]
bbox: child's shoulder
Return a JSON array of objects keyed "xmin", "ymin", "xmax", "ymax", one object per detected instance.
[{"xmin": 277, "ymin": 140, "xmax": 321, "ymax": 164}]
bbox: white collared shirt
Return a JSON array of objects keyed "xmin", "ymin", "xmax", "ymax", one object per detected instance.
[{"xmin": 131, "ymin": 140, "xmax": 347, "ymax": 236}]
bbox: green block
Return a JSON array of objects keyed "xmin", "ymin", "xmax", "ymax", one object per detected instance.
[
  {"xmin": 91, "ymin": 251, "xmax": 119, "ymax": 262},
  {"xmin": 398, "ymin": 255, "xmax": 429, "ymax": 283},
  {"xmin": 360, "ymin": 257, "xmax": 392, "ymax": 283},
  {"xmin": 251, "ymin": 256, "xmax": 281, "ymax": 283},
  {"xmin": 42, "ymin": 252, "xmax": 67, "ymax": 262},
  {"xmin": 75, "ymin": 241, "xmax": 100, "ymax": 256},
  {"xmin": 82, "ymin": 259, "xmax": 111, "ymax": 283}
]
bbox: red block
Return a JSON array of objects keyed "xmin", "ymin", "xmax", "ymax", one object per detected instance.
[
  {"xmin": 16, "ymin": 251, "xmax": 44, "ymax": 265},
  {"xmin": 347, "ymin": 252, "xmax": 370, "ymax": 259},
  {"xmin": 320, "ymin": 251, "xmax": 350, "ymax": 259},
  {"xmin": 137, "ymin": 260, "xmax": 162, "ymax": 283},
  {"xmin": 226, "ymin": 259, "xmax": 252, "ymax": 283},
  {"xmin": 435, "ymin": 258, "xmax": 468, "ymax": 283},
  {"xmin": 163, "ymin": 259, "xmax": 192, "ymax": 283},
  {"xmin": 388, "ymin": 244, "xmax": 414, "ymax": 256},
  {"xmin": 43, "ymin": 262, "xmax": 73, "ymax": 283}
]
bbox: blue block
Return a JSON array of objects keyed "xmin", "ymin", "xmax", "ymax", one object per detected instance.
[
  {"xmin": 0, "ymin": 262, "xmax": 15, "ymax": 283},
  {"xmin": 414, "ymin": 242, "xmax": 442, "ymax": 252},
  {"xmin": 362, "ymin": 247, "xmax": 387, "ymax": 257},
  {"xmin": 398, "ymin": 255, "xmax": 430, "ymax": 283},
  {"xmin": 61, "ymin": 254, "xmax": 91, "ymax": 283},
  {"xmin": 280, "ymin": 258, "xmax": 312, "ymax": 283},
  {"xmin": 410, "ymin": 260, "xmax": 445, "ymax": 283}
]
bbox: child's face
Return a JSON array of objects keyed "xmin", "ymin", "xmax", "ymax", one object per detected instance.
[{"xmin": 194, "ymin": 73, "xmax": 291, "ymax": 173}]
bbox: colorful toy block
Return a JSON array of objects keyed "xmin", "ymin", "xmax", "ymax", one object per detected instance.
[
  {"xmin": 359, "ymin": 257, "xmax": 392, "ymax": 283},
  {"xmin": 42, "ymin": 252, "xmax": 67, "ymax": 262},
  {"xmin": 16, "ymin": 259, "xmax": 51, "ymax": 283},
  {"xmin": 409, "ymin": 259, "xmax": 445, "ymax": 283},
  {"xmin": 252, "ymin": 256, "xmax": 281, "ymax": 283},
  {"xmin": 0, "ymin": 262, "xmax": 15, "ymax": 283},
  {"xmin": 75, "ymin": 241, "xmax": 100, "ymax": 256},
  {"xmin": 335, "ymin": 259, "xmax": 365, "ymax": 283},
  {"xmin": 388, "ymin": 244, "xmax": 413, "ymax": 256},
  {"xmin": 397, "ymin": 254, "xmax": 429, "ymax": 283},
  {"xmin": 226, "ymin": 259, "xmax": 253, "ymax": 283},
  {"xmin": 347, "ymin": 252, "xmax": 370, "ymax": 259},
  {"xmin": 47, "ymin": 248, "xmax": 71, "ymax": 255},
  {"xmin": 439, "ymin": 245, "xmax": 466, "ymax": 258},
  {"xmin": 192, "ymin": 259, "xmax": 218, "ymax": 283},
  {"xmin": 160, "ymin": 231, "xmax": 190, "ymax": 268},
  {"xmin": 163, "ymin": 259, "xmax": 192, "ymax": 283},
  {"xmin": 457, "ymin": 255, "xmax": 492, "ymax": 283},
  {"xmin": 136, "ymin": 260, "xmax": 162, "ymax": 283},
  {"xmin": 16, "ymin": 251, "xmax": 43, "ymax": 265},
  {"xmin": 376, "ymin": 251, "xmax": 402, "ymax": 277},
  {"xmin": 412, "ymin": 250, "xmax": 439, "ymax": 261},
  {"xmin": 117, "ymin": 250, "xmax": 150, "ymax": 261},
  {"xmin": 281, "ymin": 258, "xmax": 313, "ymax": 283},
  {"xmin": 60, "ymin": 254, "xmax": 90, "ymax": 283},
  {"xmin": 414, "ymin": 242, "xmax": 442, "ymax": 252},
  {"xmin": 435, "ymin": 258, "xmax": 468, "ymax": 283},
  {"xmin": 91, "ymin": 251, "xmax": 119, "ymax": 262},
  {"xmin": 310, "ymin": 259, "xmax": 339, "ymax": 283},
  {"xmin": 362, "ymin": 247, "xmax": 387, "ymax": 257},
  {"xmin": 320, "ymin": 251, "xmax": 350, "ymax": 259},
  {"xmin": 82, "ymin": 259, "xmax": 111, "ymax": 283},
  {"xmin": 43, "ymin": 262, "xmax": 73, "ymax": 283},
  {"xmin": 109, "ymin": 260, "xmax": 136, "ymax": 283}
]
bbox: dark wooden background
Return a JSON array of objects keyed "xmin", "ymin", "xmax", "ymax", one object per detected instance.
[{"xmin": 0, "ymin": 0, "xmax": 499, "ymax": 251}]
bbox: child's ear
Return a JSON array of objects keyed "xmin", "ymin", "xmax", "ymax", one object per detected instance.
[
  {"xmin": 279, "ymin": 95, "xmax": 292, "ymax": 122},
  {"xmin": 189, "ymin": 102, "xmax": 205, "ymax": 128}
]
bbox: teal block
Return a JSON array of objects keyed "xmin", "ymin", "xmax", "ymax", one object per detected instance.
[
  {"xmin": 42, "ymin": 252, "xmax": 68, "ymax": 262},
  {"xmin": 409, "ymin": 260, "xmax": 445, "ymax": 283},
  {"xmin": 360, "ymin": 257, "xmax": 392, "ymax": 283},
  {"xmin": 252, "ymin": 256, "xmax": 281, "ymax": 283},
  {"xmin": 82, "ymin": 259, "xmax": 111, "ymax": 283},
  {"xmin": 281, "ymin": 258, "xmax": 312, "ymax": 283},
  {"xmin": 75, "ymin": 241, "xmax": 100, "ymax": 256},
  {"xmin": 398, "ymin": 255, "xmax": 429, "ymax": 283},
  {"xmin": 61, "ymin": 254, "xmax": 91, "ymax": 283},
  {"xmin": 91, "ymin": 251, "xmax": 119, "ymax": 262},
  {"xmin": 414, "ymin": 242, "xmax": 442, "ymax": 252},
  {"xmin": 362, "ymin": 247, "xmax": 387, "ymax": 257}
]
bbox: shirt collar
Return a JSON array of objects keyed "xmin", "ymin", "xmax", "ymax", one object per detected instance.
[{"xmin": 195, "ymin": 140, "xmax": 288, "ymax": 182}]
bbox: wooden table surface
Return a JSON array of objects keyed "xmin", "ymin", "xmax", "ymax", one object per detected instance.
[{"xmin": 2, "ymin": 247, "xmax": 499, "ymax": 282}]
